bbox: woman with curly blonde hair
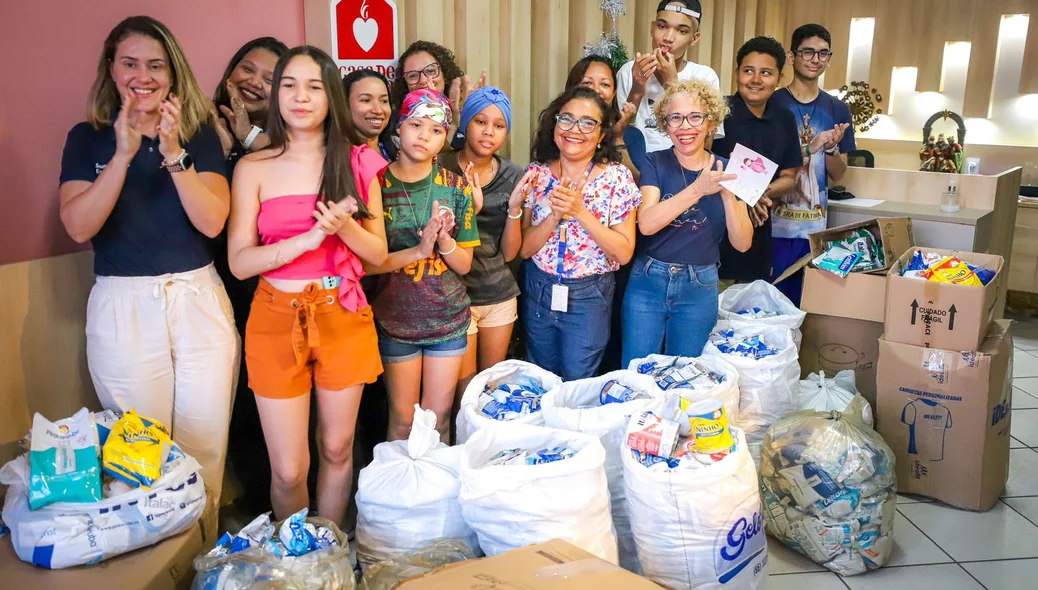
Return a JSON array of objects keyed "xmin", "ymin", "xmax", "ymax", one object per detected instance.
[
  {"xmin": 59, "ymin": 16, "xmax": 236, "ymax": 506},
  {"xmin": 621, "ymin": 79, "xmax": 752, "ymax": 363}
]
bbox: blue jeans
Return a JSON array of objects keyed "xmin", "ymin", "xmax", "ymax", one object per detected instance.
[
  {"xmin": 621, "ymin": 254, "xmax": 719, "ymax": 366},
  {"xmin": 377, "ymin": 330, "xmax": 468, "ymax": 363},
  {"xmin": 521, "ymin": 261, "xmax": 615, "ymax": 380}
]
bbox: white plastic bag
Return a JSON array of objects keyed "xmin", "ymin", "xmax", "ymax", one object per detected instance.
[
  {"xmin": 797, "ymin": 371, "xmax": 874, "ymax": 428},
  {"xmin": 456, "ymin": 360, "xmax": 563, "ymax": 444},
  {"xmin": 459, "ymin": 422, "xmax": 617, "ymax": 563},
  {"xmin": 628, "ymin": 354, "xmax": 742, "ymax": 425},
  {"xmin": 703, "ymin": 322, "xmax": 800, "ymax": 463},
  {"xmin": 1, "ymin": 452, "xmax": 205, "ymax": 569},
  {"xmin": 624, "ymin": 427, "xmax": 767, "ymax": 589},
  {"xmin": 356, "ymin": 405, "xmax": 477, "ymax": 569},
  {"xmin": 718, "ymin": 280, "xmax": 807, "ymax": 346},
  {"xmin": 760, "ymin": 410, "xmax": 897, "ymax": 576},
  {"xmin": 541, "ymin": 371, "xmax": 664, "ymax": 572}
]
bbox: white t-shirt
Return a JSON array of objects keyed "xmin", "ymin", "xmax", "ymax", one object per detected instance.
[{"xmin": 617, "ymin": 59, "xmax": 725, "ymax": 154}]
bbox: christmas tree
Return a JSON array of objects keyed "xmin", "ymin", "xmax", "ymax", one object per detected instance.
[{"xmin": 583, "ymin": 0, "xmax": 630, "ymax": 71}]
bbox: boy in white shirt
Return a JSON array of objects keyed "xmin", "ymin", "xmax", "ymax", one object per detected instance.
[{"xmin": 616, "ymin": 0, "xmax": 724, "ymax": 153}]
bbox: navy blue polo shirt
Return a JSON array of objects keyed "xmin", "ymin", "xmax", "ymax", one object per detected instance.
[
  {"xmin": 59, "ymin": 121, "xmax": 227, "ymax": 277},
  {"xmin": 712, "ymin": 93, "xmax": 802, "ymax": 281}
]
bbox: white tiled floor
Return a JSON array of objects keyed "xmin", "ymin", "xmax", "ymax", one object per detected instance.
[{"xmin": 766, "ymin": 315, "xmax": 1038, "ymax": 589}]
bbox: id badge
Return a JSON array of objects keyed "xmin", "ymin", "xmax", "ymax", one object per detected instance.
[{"xmin": 551, "ymin": 284, "xmax": 569, "ymax": 312}]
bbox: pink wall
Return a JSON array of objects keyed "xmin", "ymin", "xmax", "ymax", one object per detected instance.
[{"xmin": 0, "ymin": 1, "xmax": 306, "ymax": 265}]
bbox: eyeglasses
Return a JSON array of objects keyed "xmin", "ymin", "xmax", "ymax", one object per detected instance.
[
  {"xmin": 664, "ymin": 112, "xmax": 708, "ymax": 129},
  {"xmin": 795, "ymin": 48, "xmax": 833, "ymax": 62},
  {"xmin": 555, "ymin": 113, "xmax": 601, "ymax": 134},
  {"xmin": 403, "ymin": 63, "xmax": 441, "ymax": 86}
]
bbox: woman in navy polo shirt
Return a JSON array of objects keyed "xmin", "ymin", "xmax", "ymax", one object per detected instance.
[
  {"xmin": 621, "ymin": 79, "xmax": 752, "ymax": 364},
  {"xmin": 58, "ymin": 16, "xmax": 236, "ymax": 506}
]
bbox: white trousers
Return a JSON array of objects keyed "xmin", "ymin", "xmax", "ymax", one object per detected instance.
[{"xmin": 86, "ymin": 263, "xmax": 238, "ymax": 504}]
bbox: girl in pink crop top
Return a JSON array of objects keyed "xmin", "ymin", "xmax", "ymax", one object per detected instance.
[{"xmin": 225, "ymin": 47, "xmax": 389, "ymax": 526}]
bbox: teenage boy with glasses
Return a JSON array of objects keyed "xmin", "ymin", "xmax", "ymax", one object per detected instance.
[{"xmin": 769, "ymin": 23, "xmax": 854, "ymax": 305}]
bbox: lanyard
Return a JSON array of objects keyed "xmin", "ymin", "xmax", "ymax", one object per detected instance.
[
  {"xmin": 549, "ymin": 160, "xmax": 595, "ymax": 283},
  {"xmin": 555, "ymin": 226, "xmax": 567, "ymax": 283}
]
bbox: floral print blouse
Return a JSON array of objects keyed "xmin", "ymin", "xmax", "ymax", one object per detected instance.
[{"xmin": 524, "ymin": 162, "xmax": 642, "ymax": 278}]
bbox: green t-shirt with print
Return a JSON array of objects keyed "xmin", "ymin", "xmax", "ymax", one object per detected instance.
[{"xmin": 372, "ymin": 164, "xmax": 480, "ymax": 344}]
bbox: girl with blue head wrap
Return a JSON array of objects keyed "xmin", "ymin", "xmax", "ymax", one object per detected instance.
[{"xmin": 440, "ymin": 86, "xmax": 535, "ymax": 403}]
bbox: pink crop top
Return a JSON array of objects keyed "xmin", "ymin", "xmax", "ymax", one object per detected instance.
[{"xmin": 258, "ymin": 145, "xmax": 387, "ymax": 311}]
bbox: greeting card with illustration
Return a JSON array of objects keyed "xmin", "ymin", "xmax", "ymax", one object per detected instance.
[{"xmin": 720, "ymin": 143, "xmax": 778, "ymax": 207}]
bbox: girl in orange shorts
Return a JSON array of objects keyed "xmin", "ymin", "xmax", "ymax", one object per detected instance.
[{"xmin": 227, "ymin": 46, "xmax": 389, "ymax": 525}]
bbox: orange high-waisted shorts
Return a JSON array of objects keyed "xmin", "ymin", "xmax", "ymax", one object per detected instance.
[{"xmin": 245, "ymin": 279, "xmax": 382, "ymax": 398}]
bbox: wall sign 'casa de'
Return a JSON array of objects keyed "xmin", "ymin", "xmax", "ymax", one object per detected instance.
[{"xmin": 329, "ymin": 0, "xmax": 399, "ymax": 78}]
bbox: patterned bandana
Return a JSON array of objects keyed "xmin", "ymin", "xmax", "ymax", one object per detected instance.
[{"xmin": 399, "ymin": 89, "xmax": 453, "ymax": 129}]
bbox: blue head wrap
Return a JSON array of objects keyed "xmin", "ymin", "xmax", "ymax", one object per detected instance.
[{"xmin": 459, "ymin": 86, "xmax": 512, "ymax": 135}]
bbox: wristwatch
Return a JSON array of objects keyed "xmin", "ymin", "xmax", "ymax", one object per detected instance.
[
  {"xmin": 161, "ymin": 150, "xmax": 194, "ymax": 173},
  {"xmin": 825, "ymin": 145, "xmax": 840, "ymax": 156}
]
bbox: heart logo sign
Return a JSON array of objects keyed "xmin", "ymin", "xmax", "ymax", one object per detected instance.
[
  {"xmin": 353, "ymin": 17, "xmax": 378, "ymax": 51},
  {"xmin": 353, "ymin": 0, "xmax": 379, "ymax": 52}
]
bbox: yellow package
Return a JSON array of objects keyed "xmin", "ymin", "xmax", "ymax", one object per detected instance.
[
  {"xmin": 924, "ymin": 256, "xmax": 982, "ymax": 287},
  {"xmin": 102, "ymin": 409, "xmax": 172, "ymax": 489}
]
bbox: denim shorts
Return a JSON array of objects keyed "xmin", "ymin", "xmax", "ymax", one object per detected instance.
[{"xmin": 377, "ymin": 330, "xmax": 469, "ymax": 363}]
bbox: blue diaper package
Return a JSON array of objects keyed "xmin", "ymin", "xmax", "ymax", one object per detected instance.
[
  {"xmin": 710, "ymin": 330, "xmax": 778, "ymax": 360},
  {"xmin": 28, "ymin": 408, "xmax": 103, "ymax": 510},
  {"xmin": 525, "ymin": 447, "xmax": 576, "ymax": 465},
  {"xmin": 279, "ymin": 508, "xmax": 320, "ymax": 556},
  {"xmin": 478, "ymin": 378, "xmax": 547, "ymax": 421},
  {"xmin": 203, "ymin": 508, "xmax": 339, "ymax": 563},
  {"xmin": 812, "ymin": 246, "xmax": 862, "ymax": 279}
]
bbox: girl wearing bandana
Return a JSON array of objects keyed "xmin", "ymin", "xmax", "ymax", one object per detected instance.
[{"xmin": 366, "ymin": 89, "xmax": 481, "ymax": 443}]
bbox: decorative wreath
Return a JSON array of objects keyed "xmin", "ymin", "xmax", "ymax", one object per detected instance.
[{"xmin": 839, "ymin": 81, "xmax": 883, "ymax": 132}]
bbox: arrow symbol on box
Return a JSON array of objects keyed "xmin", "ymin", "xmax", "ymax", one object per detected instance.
[
  {"xmin": 911, "ymin": 300, "xmax": 919, "ymax": 325},
  {"xmin": 949, "ymin": 304, "xmax": 957, "ymax": 330}
]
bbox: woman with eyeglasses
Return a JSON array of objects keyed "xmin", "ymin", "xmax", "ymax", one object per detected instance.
[
  {"xmin": 392, "ymin": 41, "xmax": 486, "ymax": 152},
  {"xmin": 520, "ymin": 86, "xmax": 641, "ymax": 380},
  {"xmin": 621, "ymin": 79, "xmax": 752, "ymax": 365}
]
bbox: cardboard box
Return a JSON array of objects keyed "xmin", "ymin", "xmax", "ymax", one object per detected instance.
[
  {"xmin": 802, "ymin": 267, "xmax": 888, "ymax": 323},
  {"xmin": 397, "ymin": 539, "xmax": 663, "ymax": 589},
  {"xmin": 799, "ymin": 313, "xmax": 885, "ymax": 408},
  {"xmin": 0, "ymin": 523, "xmax": 202, "ymax": 590},
  {"xmin": 778, "ymin": 216, "xmax": 913, "ymax": 323},
  {"xmin": 885, "ymin": 248, "xmax": 1004, "ymax": 351},
  {"xmin": 808, "ymin": 217, "xmax": 915, "ymax": 275},
  {"xmin": 876, "ymin": 321, "xmax": 1012, "ymax": 511}
]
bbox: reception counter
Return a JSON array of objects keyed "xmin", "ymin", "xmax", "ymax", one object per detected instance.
[{"xmin": 829, "ymin": 201, "xmax": 993, "ymax": 253}]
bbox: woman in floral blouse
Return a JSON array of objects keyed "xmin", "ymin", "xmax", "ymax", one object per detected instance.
[{"xmin": 519, "ymin": 86, "xmax": 641, "ymax": 379}]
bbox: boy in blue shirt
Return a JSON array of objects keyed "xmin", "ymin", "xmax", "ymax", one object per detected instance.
[{"xmin": 769, "ymin": 23, "xmax": 855, "ymax": 304}]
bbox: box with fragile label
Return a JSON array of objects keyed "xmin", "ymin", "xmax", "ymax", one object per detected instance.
[
  {"xmin": 885, "ymin": 247, "xmax": 1004, "ymax": 351},
  {"xmin": 397, "ymin": 539, "xmax": 663, "ymax": 589},
  {"xmin": 875, "ymin": 321, "xmax": 1012, "ymax": 511}
]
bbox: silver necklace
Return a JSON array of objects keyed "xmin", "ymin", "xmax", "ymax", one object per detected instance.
[{"xmin": 398, "ymin": 168, "xmax": 435, "ymax": 238}]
